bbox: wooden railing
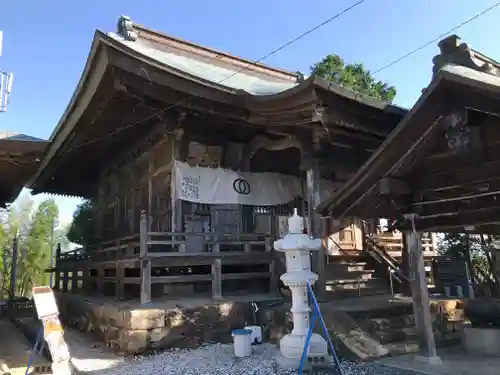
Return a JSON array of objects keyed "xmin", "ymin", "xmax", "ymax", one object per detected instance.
[{"xmin": 53, "ymin": 212, "xmax": 276, "ymax": 303}]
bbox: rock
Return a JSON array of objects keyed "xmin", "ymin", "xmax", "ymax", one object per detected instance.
[
  {"xmin": 117, "ymin": 329, "xmax": 149, "ymax": 354},
  {"xmin": 124, "ymin": 308, "xmax": 165, "ymax": 330}
]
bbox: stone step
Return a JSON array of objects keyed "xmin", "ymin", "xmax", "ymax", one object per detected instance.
[
  {"xmin": 386, "ymin": 340, "xmax": 420, "ymax": 356},
  {"xmin": 374, "ymin": 327, "xmax": 417, "ymax": 344},
  {"xmin": 386, "ymin": 332, "xmax": 462, "ymax": 356},
  {"xmin": 361, "ymin": 315, "xmax": 415, "ymax": 332}
]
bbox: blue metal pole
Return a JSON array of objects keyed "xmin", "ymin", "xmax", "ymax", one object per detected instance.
[
  {"xmin": 25, "ymin": 326, "xmax": 44, "ymax": 375},
  {"xmin": 306, "ymin": 282, "xmax": 343, "ymax": 373}
]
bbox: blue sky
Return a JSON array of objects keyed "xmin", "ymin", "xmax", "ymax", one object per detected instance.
[{"xmin": 0, "ymin": 0, "xmax": 499, "ymax": 224}]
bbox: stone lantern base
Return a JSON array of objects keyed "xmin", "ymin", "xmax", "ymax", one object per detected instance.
[{"xmin": 276, "ymin": 332, "xmax": 329, "ymax": 369}]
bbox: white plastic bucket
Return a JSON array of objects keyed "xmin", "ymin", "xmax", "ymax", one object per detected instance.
[
  {"xmin": 232, "ymin": 329, "xmax": 252, "ymax": 357},
  {"xmin": 244, "ymin": 325, "xmax": 263, "ymax": 345}
]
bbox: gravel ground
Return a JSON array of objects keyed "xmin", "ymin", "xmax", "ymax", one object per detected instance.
[{"xmin": 83, "ymin": 343, "xmax": 425, "ymax": 375}]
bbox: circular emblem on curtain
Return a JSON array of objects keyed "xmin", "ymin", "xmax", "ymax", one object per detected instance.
[{"xmin": 233, "ymin": 178, "xmax": 251, "ymax": 195}]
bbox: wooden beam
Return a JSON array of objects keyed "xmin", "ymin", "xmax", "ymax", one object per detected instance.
[
  {"xmin": 116, "ymin": 71, "xmax": 247, "ymax": 120},
  {"xmin": 415, "ymin": 159, "xmax": 500, "ymax": 193},
  {"xmin": 379, "ymin": 177, "xmax": 410, "ymax": 196},
  {"xmin": 398, "ymin": 205, "xmax": 500, "ymax": 232},
  {"xmin": 405, "ymin": 227, "xmax": 440, "ymax": 361},
  {"xmin": 416, "ymin": 141, "xmax": 500, "ymax": 176},
  {"xmin": 411, "ymin": 193, "xmax": 500, "ymax": 217}
]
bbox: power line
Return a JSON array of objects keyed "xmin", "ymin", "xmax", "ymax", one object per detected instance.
[
  {"xmin": 373, "ymin": 1, "xmax": 500, "ymax": 75},
  {"xmin": 70, "ymin": 0, "xmax": 367, "ymax": 151}
]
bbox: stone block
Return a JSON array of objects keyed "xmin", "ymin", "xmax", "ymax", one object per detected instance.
[
  {"xmin": 117, "ymin": 329, "xmax": 149, "ymax": 354},
  {"xmin": 100, "ymin": 303, "xmax": 126, "ymax": 328},
  {"xmin": 124, "ymin": 308, "xmax": 165, "ymax": 330},
  {"xmin": 464, "ymin": 327, "xmax": 500, "ymax": 357}
]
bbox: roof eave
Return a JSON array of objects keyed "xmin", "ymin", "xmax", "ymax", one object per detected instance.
[
  {"xmin": 315, "ymin": 68, "xmax": 449, "ymax": 216},
  {"xmin": 28, "ymin": 31, "xmax": 110, "ymax": 190},
  {"xmin": 311, "ymin": 76, "xmax": 408, "ymax": 116},
  {"xmin": 317, "ymin": 64, "xmax": 500, "ymax": 217}
]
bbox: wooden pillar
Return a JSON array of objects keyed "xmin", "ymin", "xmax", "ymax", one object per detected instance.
[
  {"xmin": 269, "ymin": 259, "xmax": 279, "ymax": 294},
  {"xmin": 62, "ymin": 271, "xmax": 69, "ymax": 292},
  {"xmin": 71, "ymin": 269, "xmax": 78, "ymax": 292},
  {"xmin": 54, "ymin": 244, "xmax": 61, "ymax": 290},
  {"xmin": 171, "ymin": 128, "xmax": 189, "ymax": 233},
  {"xmin": 211, "ymin": 243, "xmax": 222, "ymax": 300},
  {"xmin": 115, "ymin": 263, "xmax": 125, "ymax": 300},
  {"xmin": 83, "ymin": 265, "xmax": 92, "ymax": 295},
  {"xmin": 305, "ymin": 157, "xmax": 325, "ymax": 298},
  {"xmin": 140, "ymin": 210, "xmax": 151, "ymax": 304},
  {"xmin": 148, "ymin": 154, "xmax": 153, "ymax": 231},
  {"xmin": 211, "ymin": 259, "xmax": 222, "ymax": 300},
  {"xmin": 401, "ymin": 232, "xmax": 411, "ymax": 295},
  {"xmin": 96, "ymin": 265, "xmax": 105, "ymax": 295},
  {"xmin": 405, "ymin": 223, "xmax": 440, "ymax": 362}
]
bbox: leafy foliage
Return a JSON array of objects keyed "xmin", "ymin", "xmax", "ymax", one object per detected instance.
[
  {"xmin": 67, "ymin": 200, "xmax": 94, "ymax": 246},
  {"xmin": 0, "ymin": 192, "xmax": 63, "ymax": 298},
  {"xmin": 439, "ymin": 232, "xmax": 498, "ymax": 294},
  {"xmin": 311, "ymin": 54, "xmax": 397, "ymax": 103}
]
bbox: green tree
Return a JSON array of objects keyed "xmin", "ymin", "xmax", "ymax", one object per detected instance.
[
  {"xmin": 67, "ymin": 200, "xmax": 94, "ymax": 246},
  {"xmin": 18, "ymin": 198, "xmax": 59, "ymax": 295},
  {"xmin": 311, "ymin": 54, "xmax": 397, "ymax": 103},
  {"xmin": 0, "ymin": 193, "xmax": 64, "ymax": 298},
  {"xmin": 439, "ymin": 232, "xmax": 498, "ymax": 294}
]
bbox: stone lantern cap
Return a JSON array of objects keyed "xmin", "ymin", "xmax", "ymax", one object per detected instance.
[{"xmin": 274, "ymin": 209, "xmax": 322, "ymax": 252}]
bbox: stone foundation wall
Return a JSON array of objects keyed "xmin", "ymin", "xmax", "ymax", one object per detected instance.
[
  {"xmin": 55, "ymin": 293, "xmax": 467, "ymax": 358},
  {"xmin": 55, "ymin": 293, "xmax": 255, "ymax": 354}
]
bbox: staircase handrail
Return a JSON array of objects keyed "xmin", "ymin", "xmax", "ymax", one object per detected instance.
[{"xmin": 364, "ymin": 234, "xmax": 409, "ymax": 284}]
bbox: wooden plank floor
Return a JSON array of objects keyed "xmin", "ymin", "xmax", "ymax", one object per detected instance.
[{"xmin": 0, "ymin": 319, "xmax": 50, "ymax": 375}]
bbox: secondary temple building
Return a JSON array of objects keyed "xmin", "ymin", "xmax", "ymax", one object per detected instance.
[{"xmin": 31, "ymin": 16, "xmax": 438, "ymax": 303}]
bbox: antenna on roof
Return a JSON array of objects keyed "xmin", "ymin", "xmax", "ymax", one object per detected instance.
[{"xmin": 0, "ymin": 31, "xmax": 14, "ymax": 113}]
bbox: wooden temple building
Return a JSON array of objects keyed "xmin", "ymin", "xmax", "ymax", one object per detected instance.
[
  {"xmin": 30, "ymin": 16, "xmax": 440, "ymax": 303},
  {"xmin": 317, "ymin": 34, "xmax": 500, "ymax": 358}
]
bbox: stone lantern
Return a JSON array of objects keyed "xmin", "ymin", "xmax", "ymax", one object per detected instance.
[{"xmin": 274, "ymin": 208, "xmax": 328, "ymax": 368}]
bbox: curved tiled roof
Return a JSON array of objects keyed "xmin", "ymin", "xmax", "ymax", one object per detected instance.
[{"xmin": 107, "ymin": 32, "xmax": 298, "ymax": 96}]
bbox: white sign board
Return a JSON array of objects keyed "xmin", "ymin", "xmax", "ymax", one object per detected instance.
[
  {"xmin": 32, "ymin": 286, "xmax": 59, "ymax": 319},
  {"xmin": 32, "ymin": 286, "xmax": 71, "ymax": 372},
  {"xmin": 172, "ymin": 161, "xmax": 341, "ymax": 206}
]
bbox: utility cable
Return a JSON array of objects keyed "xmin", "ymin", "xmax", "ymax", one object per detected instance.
[
  {"xmin": 66, "ymin": 1, "xmax": 500, "ymax": 152},
  {"xmin": 68, "ymin": 0, "xmax": 368, "ymax": 151},
  {"xmin": 373, "ymin": 1, "xmax": 500, "ymax": 75}
]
